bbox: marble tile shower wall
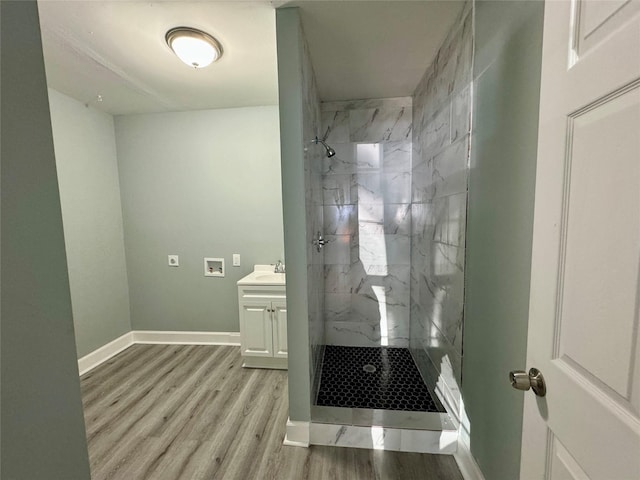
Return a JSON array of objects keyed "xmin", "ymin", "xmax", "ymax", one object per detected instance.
[
  {"xmin": 410, "ymin": 2, "xmax": 472, "ymax": 395},
  {"xmin": 321, "ymin": 97, "xmax": 413, "ymax": 347},
  {"xmin": 300, "ymin": 22, "xmax": 325, "ymax": 395}
]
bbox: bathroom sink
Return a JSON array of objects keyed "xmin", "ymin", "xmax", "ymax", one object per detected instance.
[
  {"xmin": 237, "ymin": 265, "xmax": 286, "ymax": 286},
  {"xmin": 254, "ymin": 273, "xmax": 285, "ymax": 283}
]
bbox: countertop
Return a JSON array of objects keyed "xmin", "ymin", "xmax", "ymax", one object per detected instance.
[{"xmin": 237, "ymin": 264, "xmax": 286, "ymax": 286}]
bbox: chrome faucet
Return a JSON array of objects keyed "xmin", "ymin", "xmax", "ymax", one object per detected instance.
[{"xmin": 274, "ymin": 260, "xmax": 285, "ymax": 273}]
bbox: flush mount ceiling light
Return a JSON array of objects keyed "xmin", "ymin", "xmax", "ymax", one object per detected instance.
[{"xmin": 165, "ymin": 27, "xmax": 223, "ymax": 69}]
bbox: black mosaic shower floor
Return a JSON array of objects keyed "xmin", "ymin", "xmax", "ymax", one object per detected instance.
[{"xmin": 316, "ymin": 346, "xmax": 445, "ymax": 412}]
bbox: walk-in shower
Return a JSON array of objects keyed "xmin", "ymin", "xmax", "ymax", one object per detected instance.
[
  {"xmin": 310, "ymin": 97, "xmax": 450, "ymax": 432},
  {"xmin": 305, "ymin": 2, "xmax": 473, "ymax": 452},
  {"xmin": 285, "ymin": 0, "xmax": 474, "ymax": 453}
]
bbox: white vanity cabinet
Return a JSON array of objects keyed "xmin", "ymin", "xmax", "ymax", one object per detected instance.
[{"xmin": 237, "ymin": 277, "xmax": 287, "ymax": 369}]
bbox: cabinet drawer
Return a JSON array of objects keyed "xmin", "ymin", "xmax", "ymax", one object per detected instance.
[{"xmin": 238, "ymin": 286, "xmax": 286, "ymax": 301}]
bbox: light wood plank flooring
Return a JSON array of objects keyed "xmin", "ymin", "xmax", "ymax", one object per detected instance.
[{"xmin": 81, "ymin": 344, "xmax": 463, "ymax": 480}]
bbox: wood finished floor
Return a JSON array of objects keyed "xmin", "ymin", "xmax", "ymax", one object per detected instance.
[{"xmin": 81, "ymin": 344, "xmax": 463, "ymax": 480}]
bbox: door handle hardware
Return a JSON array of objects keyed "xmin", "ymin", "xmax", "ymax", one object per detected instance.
[{"xmin": 509, "ymin": 368, "xmax": 546, "ymax": 397}]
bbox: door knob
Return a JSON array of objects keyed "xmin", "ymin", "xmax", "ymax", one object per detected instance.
[{"xmin": 509, "ymin": 368, "xmax": 546, "ymax": 397}]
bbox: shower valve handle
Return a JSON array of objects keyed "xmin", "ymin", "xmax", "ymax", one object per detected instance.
[{"xmin": 312, "ymin": 232, "xmax": 329, "ymax": 252}]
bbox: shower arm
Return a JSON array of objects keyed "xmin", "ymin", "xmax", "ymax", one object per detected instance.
[{"xmin": 310, "ymin": 136, "xmax": 336, "ymax": 158}]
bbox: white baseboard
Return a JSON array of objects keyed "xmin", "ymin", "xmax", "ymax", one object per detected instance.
[
  {"xmin": 132, "ymin": 330, "xmax": 240, "ymax": 345},
  {"xmin": 435, "ymin": 376, "xmax": 462, "ymax": 426},
  {"xmin": 78, "ymin": 332, "xmax": 134, "ymax": 376},
  {"xmin": 454, "ymin": 438, "xmax": 485, "ymax": 480},
  {"xmin": 283, "ymin": 419, "xmax": 310, "ymax": 447},
  {"xmin": 242, "ymin": 356, "xmax": 288, "ymax": 370},
  {"xmin": 452, "ymin": 397, "xmax": 485, "ymax": 480},
  {"xmin": 78, "ymin": 330, "xmax": 240, "ymax": 376}
]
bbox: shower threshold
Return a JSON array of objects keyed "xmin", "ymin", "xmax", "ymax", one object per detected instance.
[
  {"xmin": 308, "ymin": 405, "xmax": 458, "ymax": 454},
  {"xmin": 311, "ymin": 405, "xmax": 455, "ymax": 431},
  {"xmin": 309, "ymin": 345, "xmax": 459, "ymax": 454}
]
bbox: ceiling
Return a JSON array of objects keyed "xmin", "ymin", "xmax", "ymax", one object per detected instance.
[
  {"xmin": 38, "ymin": 1, "xmax": 280, "ymax": 115},
  {"xmin": 291, "ymin": 1, "xmax": 464, "ymax": 102},
  {"xmin": 38, "ymin": 1, "xmax": 464, "ymax": 116}
]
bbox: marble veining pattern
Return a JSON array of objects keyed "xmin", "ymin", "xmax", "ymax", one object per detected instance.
[
  {"xmin": 349, "ymin": 108, "xmax": 412, "ymax": 143},
  {"xmin": 323, "ymin": 205, "xmax": 357, "ymax": 235},
  {"xmin": 356, "ymin": 204, "xmax": 411, "ymax": 236},
  {"xmin": 309, "ymin": 423, "xmax": 458, "ymax": 454},
  {"xmin": 409, "ymin": 2, "xmax": 472, "ymax": 392},
  {"xmin": 321, "ymin": 110, "xmax": 350, "ymax": 144},
  {"xmin": 322, "ymin": 174, "xmax": 354, "ymax": 206},
  {"xmin": 321, "ymin": 97, "xmax": 412, "ymax": 112},
  {"xmin": 311, "ymin": 405, "xmax": 456, "ymax": 431},
  {"xmin": 354, "ymin": 234, "xmax": 410, "ymax": 267},
  {"xmin": 382, "ymin": 142, "xmax": 412, "ymax": 172},
  {"xmin": 323, "ymin": 235, "xmax": 351, "ymax": 265},
  {"xmin": 320, "ymin": 98, "xmax": 414, "ymax": 349}
]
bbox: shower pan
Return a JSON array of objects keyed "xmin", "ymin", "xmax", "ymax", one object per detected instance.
[
  {"xmin": 310, "ymin": 346, "xmax": 457, "ymax": 451},
  {"xmin": 315, "ymin": 345, "xmax": 445, "ymax": 412}
]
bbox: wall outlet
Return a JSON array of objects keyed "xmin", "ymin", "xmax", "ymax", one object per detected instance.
[
  {"xmin": 168, "ymin": 255, "xmax": 179, "ymax": 267},
  {"xmin": 232, "ymin": 254, "xmax": 241, "ymax": 266}
]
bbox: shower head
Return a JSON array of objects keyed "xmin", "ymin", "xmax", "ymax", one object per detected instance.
[{"xmin": 312, "ymin": 136, "xmax": 336, "ymax": 158}]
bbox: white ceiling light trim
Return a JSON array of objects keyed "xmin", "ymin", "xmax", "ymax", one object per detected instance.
[{"xmin": 165, "ymin": 27, "xmax": 223, "ymax": 69}]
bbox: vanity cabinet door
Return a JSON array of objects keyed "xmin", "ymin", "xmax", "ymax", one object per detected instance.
[
  {"xmin": 239, "ymin": 301, "xmax": 273, "ymax": 357},
  {"xmin": 272, "ymin": 300, "xmax": 288, "ymax": 358}
]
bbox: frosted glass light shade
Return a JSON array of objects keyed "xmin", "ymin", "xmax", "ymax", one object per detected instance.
[{"xmin": 166, "ymin": 27, "xmax": 222, "ymax": 69}]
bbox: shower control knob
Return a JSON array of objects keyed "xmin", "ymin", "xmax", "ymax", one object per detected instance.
[
  {"xmin": 509, "ymin": 368, "xmax": 546, "ymax": 397},
  {"xmin": 312, "ymin": 231, "xmax": 330, "ymax": 252}
]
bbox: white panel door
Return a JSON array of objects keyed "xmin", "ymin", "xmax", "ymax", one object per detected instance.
[
  {"xmin": 239, "ymin": 301, "xmax": 273, "ymax": 357},
  {"xmin": 521, "ymin": 1, "xmax": 640, "ymax": 479},
  {"xmin": 272, "ymin": 300, "xmax": 288, "ymax": 358}
]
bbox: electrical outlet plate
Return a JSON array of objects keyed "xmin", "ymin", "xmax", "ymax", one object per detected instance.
[{"xmin": 168, "ymin": 255, "xmax": 179, "ymax": 267}]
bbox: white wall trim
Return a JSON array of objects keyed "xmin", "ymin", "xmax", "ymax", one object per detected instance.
[
  {"xmin": 435, "ymin": 377, "xmax": 462, "ymax": 426},
  {"xmin": 454, "ymin": 439, "xmax": 485, "ymax": 480},
  {"xmin": 132, "ymin": 330, "xmax": 240, "ymax": 345},
  {"xmin": 78, "ymin": 330, "xmax": 240, "ymax": 375},
  {"xmin": 283, "ymin": 419, "xmax": 310, "ymax": 447},
  {"xmin": 453, "ymin": 397, "xmax": 485, "ymax": 480},
  {"xmin": 78, "ymin": 332, "xmax": 134, "ymax": 376}
]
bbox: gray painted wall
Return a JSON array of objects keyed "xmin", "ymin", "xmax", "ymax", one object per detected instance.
[
  {"xmin": 276, "ymin": 7, "xmax": 312, "ymax": 422},
  {"xmin": 463, "ymin": 1, "xmax": 544, "ymax": 479},
  {"xmin": 114, "ymin": 106, "xmax": 283, "ymax": 332},
  {"xmin": 48, "ymin": 88, "xmax": 131, "ymax": 358},
  {"xmin": 0, "ymin": 1, "xmax": 91, "ymax": 477}
]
